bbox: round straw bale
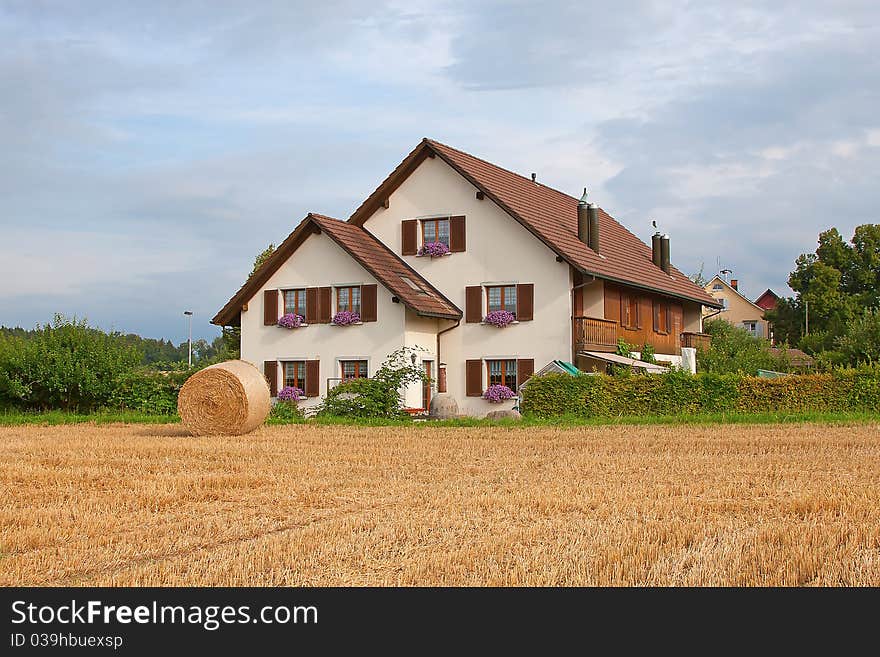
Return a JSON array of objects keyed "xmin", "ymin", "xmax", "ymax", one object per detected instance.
[{"xmin": 177, "ymin": 360, "xmax": 271, "ymax": 436}]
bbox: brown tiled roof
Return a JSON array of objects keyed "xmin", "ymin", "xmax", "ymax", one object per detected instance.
[
  {"xmin": 211, "ymin": 213, "xmax": 460, "ymax": 326},
  {"xmin": 351, "ymin": 138, "xmax": 720, "ymax": 308}
]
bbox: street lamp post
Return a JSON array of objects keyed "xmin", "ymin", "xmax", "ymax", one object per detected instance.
[{"xmin": 184, "ymin": 311, "xmax": 193, "ymax": 368}]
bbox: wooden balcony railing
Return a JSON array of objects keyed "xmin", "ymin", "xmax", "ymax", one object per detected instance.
[
  {"xmin": 680, "ymin": 332, "xmax": 711, "ymax": 350},
  {"xmin": 574, "ymin": 316, "xmax": 618, "ymax": 352}
]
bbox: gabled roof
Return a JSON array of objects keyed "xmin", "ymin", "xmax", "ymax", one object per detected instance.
[
  {"xmin": 350, "ymin": 138, "xmax": 720, "ymax": 308},
  {"xmin": 705, "ymin": 276, "xmax": 767, "ymax": 314},
  {"xmin": 212, "ymin": 213, "xmax": 461, "ymax": 326},
  {"xmin": 755, "ymin": 288, "xmax": 779, "ymax": 310}
]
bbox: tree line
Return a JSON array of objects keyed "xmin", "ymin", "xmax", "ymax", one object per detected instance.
[{"xmin": 767, "ymin": 224, "xmax": 880, "ymax": 367}]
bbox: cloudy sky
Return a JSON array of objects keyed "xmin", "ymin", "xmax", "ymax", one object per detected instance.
[{"xmin": 2, "ymin": 1, "xmax": 878, "ymax": 341}]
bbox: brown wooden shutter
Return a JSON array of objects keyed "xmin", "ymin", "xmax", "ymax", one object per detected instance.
[
  {"xmin": 402, "ymin": 220, "xmax": 418, "ymax": 255},
  {"xmin": 263, "ymin": 289, "xmax": 279, "ymax": 325},
  {"xmin": 516, "ymin": 283, "xmax": 534, "ymax": 321},
  {"xmin": 652, "ymin": 299, "xmax": 659, "ymax": 332},
  {"xmin": 449, "ymin": 216, "xmax": 466, "ymax": 252},
  {"xmin": 466, "ymin": 359, "xmax": 483, "ymax": 396},
  {"xmin": 437, "ymin": 366, "xmax": 447, "ymax": 393},
  {"xmin": 318, "ymin": 287, "xmax": 332, "ymax": 323},
  {"xmin": 465, "ymin": 286, "xmax": 482, "ymax": 323},
  {"xmin": 361, "ymin": 284, "xmax": 377, "ymax": 322},
  {"xmin": 517, "ymin": 358, "xmax": 534, "ymax": 386},
  {"xmin": 573, "ymin": 271, "xmax": 584, "ymax": 317},
  {"xmin": 263, "ymin": 360, "xmax": 278, "ymax": 397},
  {"xmin": 305, "ymin": 287, "xmax": 318, "ymax": 324},
  {"xmin": 305, "ymin": 360, "xmax": 320, "ymax": 397}
]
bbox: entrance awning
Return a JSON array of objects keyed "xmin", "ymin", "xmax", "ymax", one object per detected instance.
[{"xmin": 578, "ymin": 351, "xmax": 669, "ymax": 374}]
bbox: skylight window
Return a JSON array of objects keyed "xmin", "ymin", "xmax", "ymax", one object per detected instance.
[{"xmin": 400, "ymin": 275, "xmax": 428, "ymax": 294}]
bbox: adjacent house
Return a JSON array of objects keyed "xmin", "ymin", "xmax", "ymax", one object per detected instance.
[
  {"xmin": 212, "ymin": 138, "xmax": 720, "ymax": 416},
  {"xmin": 703, "ymin": 276, "xmax": 772, "ymax": 341},
  {"xmin": 755, "ymin": 289, "xmax": 779, "ymax": 312}
]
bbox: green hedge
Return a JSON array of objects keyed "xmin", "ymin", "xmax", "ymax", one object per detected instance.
[
  {"xmin": 108, "ymin": 368, "xmax": 191, "ymax": 415},
  {"xmin": 520, "ymin": 368, "xmax": 880, "ymax": 418}
]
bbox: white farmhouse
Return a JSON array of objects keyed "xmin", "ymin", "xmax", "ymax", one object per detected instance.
[{"xmin": 212, "ymin": 139, "xmax": 720, "ymax": 416}]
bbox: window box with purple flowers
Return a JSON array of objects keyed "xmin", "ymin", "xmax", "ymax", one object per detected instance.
[
  {"xmin": 277, "ymin": 386, "xmax": 304, "ymax": 402},
  {"xmin": 482, "ymin": 310, "xmax": 517, "ymax": 327},
  {"xmin": 416, "ymin": 241, "xmax": 450, "ymax": 258},
  {"xmin": 482, "ymin": 384, "xmax": 516, "ymax": 403},
  {"xmin": 331, "ymin": 311, "xmax": 362, "ymax": 326},
  {"xmin": 277, "ymin": 313, "xmax": 306, "ymax": 329}
]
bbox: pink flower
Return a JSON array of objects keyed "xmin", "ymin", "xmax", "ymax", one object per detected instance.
[
  {"xmin": 331, "ymin": 311, "xmax": 361, "ymax": 326},
  {"xmin": 418, "ymin": 241, "xmax": 450, "ymax": 257},
  {"xmin": 277, "ymin": 386, "xmax": 304, "ymax": 401},
  {"xmin": 277, "ymin": 313, "xmax": 304, "ymax": 328},
  {"xmin": 484, "ymin": 310, "xmax": 516, "ymax": 327},
  {"xmin": 483, "ymin": 384, "xmax": 515, "ymax": 402}
]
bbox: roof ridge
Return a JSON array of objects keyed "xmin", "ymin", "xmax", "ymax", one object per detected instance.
[{"xmin": 425, "ymin": 138, "xmax": 583, "ymax": 204}]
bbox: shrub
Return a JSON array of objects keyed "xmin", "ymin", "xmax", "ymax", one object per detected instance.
[
  {"xmin": 520, "ymin": 367, "xmax": 880, "ymax": 418},
  {"xmin": 269, "ymin": 399, "xmax": 305, "ymax": 423},
  {"xmin": 697, "ymin": 319, "xmax": 789, "ymax": 374},
  {"xmin": 110, "ymin": 368, "xmax": 191, "ymax": 414},
  {"xmin": 316, "ymin": 346, "xmax": 426, "ymax": 418},
  {"xmin": 0, "ymin": 315, "xmax": 143, "ymax": 412},
  {"xmin": 640, "ymin": 343, "xmax": 657, "ymax": 364}
]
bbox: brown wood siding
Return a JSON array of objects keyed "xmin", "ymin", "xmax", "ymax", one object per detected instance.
[
  {"xmin": 572, "ymin": 269, "xmax": 584, "ymax": 317},
  {"xmin": 263, "ymin": 360, "xmax": 278, "ymax": 396},
  {"xmin": 402, "ymin": 219, "xmax": 418, "ymax": 255},
  {"xmin": 603, "ymin": 283, "xmax": 684, "ymax": 355},
  {"xmin": 305, "ymin": 360, "xmax": 320, "ymax": 397},
  {"xmin": 465, "ymin": 359, "xmax": 483, "ymax": 396},
  {"xmin": 465, "ymin": 286, "xmax": 482, "ymax": 323},
  {"xmin": 517, "ymin": 358, "xmax": 534, "ymax": 386},
  {"xmin": 263, "ymin": 289, "xmax": 279, "ymax": 325},
  {"xmin": 317, "ymin": 287, "xmax": 332, "ymax": 323},
  {"xmin": 449, "ymin": 215, "xmax": 466, "ymax": 252},
  {"xmin": 516, "ymin": 283, "xmax": 534, "ymax": 321},
  {"xmin": 360, "ymin": 284, "xmax": 377, "ymax": 322}
]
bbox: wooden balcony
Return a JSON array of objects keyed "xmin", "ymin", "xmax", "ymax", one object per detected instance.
[
  {"xmin": 680, "ymin": 332, "xmax": 711, "ymax": 350},
  {"xmin": 574, "ymin": 316, "xmax": 618, "ymax": 352}
]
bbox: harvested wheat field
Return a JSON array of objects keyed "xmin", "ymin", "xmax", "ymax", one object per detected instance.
[{"xmin": 2, "ymin": 422, "xmax": 880, "ymax": 586}]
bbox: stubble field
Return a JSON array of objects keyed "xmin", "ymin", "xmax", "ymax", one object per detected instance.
[{"xmin": 2, "ymin": 422, "xmax": 879, "ymax": 586}]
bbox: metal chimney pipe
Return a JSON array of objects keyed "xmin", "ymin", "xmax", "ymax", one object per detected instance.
[
  {"xmin": 577, "ymin": 188, "xmax": 590, "ymax": 244},
  {"xmin": 652, "ymin": 232, "xmax": 662, "ymax": 268},
  {"xmin": 660, "ymin": 234, "xmax": 671, "ymax": 273},
  {"xmin": 587, "ymin": 203, "xmax": 600, "ymax": 252}
]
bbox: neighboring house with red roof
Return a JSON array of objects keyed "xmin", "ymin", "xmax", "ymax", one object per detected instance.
[
  {"xmin": 213, "ymin": 138, "xmax": 720, "ymax": 416},
  {"xmin": 755, "ymin": 289, "xmax": 779, "ymax": 311}
]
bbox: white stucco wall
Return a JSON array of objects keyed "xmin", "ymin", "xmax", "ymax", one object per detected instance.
[
  {"xmin": 240, "ymin": 229, "xmax": 406, "ymax": 413},
  {"xmin": 363, "ymin": 156, "xmax": 573, "ymax": 416}
]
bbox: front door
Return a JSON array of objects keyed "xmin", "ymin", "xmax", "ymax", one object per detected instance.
[{"xmin": 422, "ymin": 361, "xmax": 433, "ymax": 410}]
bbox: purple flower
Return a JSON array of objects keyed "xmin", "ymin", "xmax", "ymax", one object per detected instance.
[
  {"xmin": 418, "ymin": 241, "xmax": 450, "ymax": 257},
  {"xmin": 277, "ymin": 313, "xmax": 304, "ymax": 329},
  {"xmin": 483, "ymin": 384, "xmax": 516, "ymax": 403},
  {"xmin": 277, "ymin": 386, "xmax": 304, "ymax": 401},
  {"xmin": 331, "ymin": 310, "xmax": 361, "ymax": 326},
  {"xmin": 483, "ymin": 310, "xmax": 516, "ymax": 327}
]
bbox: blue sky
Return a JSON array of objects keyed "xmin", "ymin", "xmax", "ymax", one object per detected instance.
[{"xmin": 2, "ymin": 1, "xmax": 879, "ymax": 341}]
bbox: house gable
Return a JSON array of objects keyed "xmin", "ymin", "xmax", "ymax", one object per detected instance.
[{"xmin": 350, "ymin": 138, "xmax": 720, "ymax": 309}]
